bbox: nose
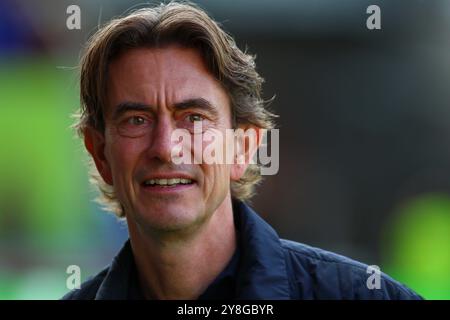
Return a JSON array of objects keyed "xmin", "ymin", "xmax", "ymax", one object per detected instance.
[{"xmin": 146, "ymin": 114, "xmax": 176, "ymax": 163}]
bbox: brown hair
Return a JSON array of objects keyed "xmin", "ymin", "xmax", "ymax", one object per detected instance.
[{"xmin": 74, "ymin": 1, "xmax": 277, "ymax": 217}]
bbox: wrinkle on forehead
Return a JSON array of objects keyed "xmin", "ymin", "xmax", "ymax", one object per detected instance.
[{"xmin": 105, "ymin": 46, "xmax": 230, "ymax": 118}]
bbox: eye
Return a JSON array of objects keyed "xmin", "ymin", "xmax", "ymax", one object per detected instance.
[
  {"xmin": 187, "ymin": 114, "xmax": 204, "ymax": 123},
  {"xmin": 128, "ymin": 116, "xmax": 147, "ymax": 126}
]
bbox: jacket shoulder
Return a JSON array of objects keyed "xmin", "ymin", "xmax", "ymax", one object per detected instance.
[
  {"xmin": 280, "ymin": 239, "xmax": 422, "ymax": 300},
  {"xmin": 61, "ymin": 266, "xmax": 109, "ymax": 300}
]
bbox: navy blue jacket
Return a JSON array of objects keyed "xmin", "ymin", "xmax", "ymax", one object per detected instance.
[{"xmin": 62, "ymin": 201, "xmax": 422, "ymax": 300}]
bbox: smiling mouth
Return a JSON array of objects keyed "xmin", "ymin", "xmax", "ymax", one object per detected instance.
[{"xmin": 142, "ymin": 178, "xmax": 195, "ymax": 187}]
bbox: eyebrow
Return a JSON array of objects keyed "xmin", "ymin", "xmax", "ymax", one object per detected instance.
[
  {"xmin": 112, "ymin": 98, "xmax": 219, "ymax": 120},
  {"xmin": 174, "ymin": 98, "xmax": 219, "ymax": 118},
  {"xmin": 112, "ymin": 102, "xmax": 152, "ymax": 120}
]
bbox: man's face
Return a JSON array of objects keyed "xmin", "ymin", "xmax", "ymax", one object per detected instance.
[{"xmin": 88, "ymin": 46, "xmax": 244, "ymax": 233}]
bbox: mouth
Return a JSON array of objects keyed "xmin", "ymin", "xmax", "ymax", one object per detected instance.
[
  {"xmin": 142, "ymin": 178, "xmax": 195, "ymax": 187},
  {"xmin": 140, "ymin": 176, "xmax": 197, "ymax": 194}
]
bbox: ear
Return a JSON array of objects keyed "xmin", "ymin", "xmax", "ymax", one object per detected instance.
[
  {"xmin": 230, "ymin": 125, "xmax": 264, "ymax": 181},
  {"xmin": 83, "ymin": 126, "xmax": 113, "ymax": 185}
]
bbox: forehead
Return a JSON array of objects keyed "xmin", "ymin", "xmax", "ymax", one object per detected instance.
[{"xmin": 106, "ymin": 46, "xmax": 230, "ymax": 115}]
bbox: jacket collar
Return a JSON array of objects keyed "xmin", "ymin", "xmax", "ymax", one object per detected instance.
[
  {"xmin": 233, "ymin": 200, "xmax": 291, "ymax": 299},
  {"xmin": 95, "ymin": 240, "xmax": 134, "ymax": 299},
  {"xmin": 95, "ymin": 200, "xmax": 291, "ymax": 299}
]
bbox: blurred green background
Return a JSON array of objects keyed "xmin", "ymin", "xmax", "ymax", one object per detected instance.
[
  {"xmin": 0, "ymin": 58, "xmax": 129, "ymax": 299},
  {"xmin": 0, "ymin": 0, "xmax": 449, "ymax": 299}
]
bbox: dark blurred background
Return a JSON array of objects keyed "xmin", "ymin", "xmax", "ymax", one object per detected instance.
[{"xmin": 0, "ymin": 0, "xmax": 449, "ymax": 299}]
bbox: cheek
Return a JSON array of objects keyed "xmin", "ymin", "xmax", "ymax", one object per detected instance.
[
  {"xmin": 201, "ymin": 164, "xmax": 231, "ymax": 192},
  {"xmin": 106, "ymin": 136, "xmax": 146, "ymax": 179},
  {"xmin": 198, "ymin": 128, "xmax": 232, "ymax": 191}
]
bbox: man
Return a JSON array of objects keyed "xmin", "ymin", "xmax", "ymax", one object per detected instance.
[{"xmin": 63, "ymin": 2, "xmax": 421, "ymax": 300}]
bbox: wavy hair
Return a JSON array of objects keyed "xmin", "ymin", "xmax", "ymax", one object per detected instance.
[{"xmin": 73, "ymin": 1, "xmax": 277, "ymax": 217}]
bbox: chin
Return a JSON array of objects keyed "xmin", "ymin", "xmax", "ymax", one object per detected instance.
[{"xmin": 134, "ymin": 202, "xmax": 205, "ymax": 233}]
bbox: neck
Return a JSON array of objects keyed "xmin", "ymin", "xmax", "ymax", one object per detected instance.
[{"xmin": 126, "ymin": 196, "xmax": 236, "ymax": 300}]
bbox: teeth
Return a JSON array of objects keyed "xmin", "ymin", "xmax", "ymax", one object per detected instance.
[
  {"xmin": 168, "ymin": 178, "xmax": 178, "ymax": 185},
  {"xmin": 145, "ymin": 178, "xmax": 192, "ymax": 186}
]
